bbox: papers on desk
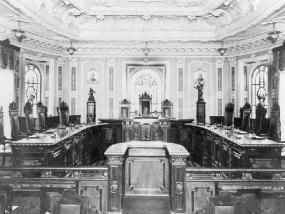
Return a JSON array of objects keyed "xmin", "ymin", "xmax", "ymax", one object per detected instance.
[
  {"xmin": 27, "ymin": 135, "xmax": 40, "ymax": 139},
  {"xmin": 45, "ymin": 130, "xmax": 55, "ymax": 134},
  {"xmin": 246, "ymin": 135, "xmax": 265, "ymax": 140},
  {"xmin": 236, "ymin": 130, "xmax": 247, "ymax": 134}
]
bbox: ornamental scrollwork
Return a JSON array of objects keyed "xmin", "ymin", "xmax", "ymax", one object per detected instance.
[
  {"xmin": 272, "ymin": 173, "xmax": 282, "ymax": 180},
  {"xmin": 242, "ymin": 172, "xmax": 252, "ymax": 180},
  {"xmin": 170, "ymin": 156, "xmax": 187, "ymax": 165},
  {"xmin": 41, "ymin": 171, "xmax": 53, "ymax": 178},
  {"xmin": 212, "ymin": 173, "xmax": 222, "ymax": 179},
  {"xmin": 175, "ymin": 182, "xmax": 183, "ymax": 194},
  {"xmin": 107, "ymin": 156, "xmax": 124, "ymax": 164},
  {"xmin": 110, "ymin": 181, "xmax": 119, "ymax": 193},
  {"xmin": 72, "ymin": 171, "xmax": 81, "ymax": 178},
  {"xmin": 12, "ymin": 171, "xmax": 23, "ymax": 178}
]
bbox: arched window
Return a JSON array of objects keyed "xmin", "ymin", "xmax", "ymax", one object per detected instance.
[
  {"xmin": 25, "ymin": 64, "xmax": 42, "ymax": 105},
  {"xmin": 251, "ymin": 65, "xmax": 268, "ymax": 117}
]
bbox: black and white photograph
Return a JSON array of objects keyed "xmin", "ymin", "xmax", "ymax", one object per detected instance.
[{"xmin": 0, "ymin": 0, "xmax": 285, "ymax": 213}]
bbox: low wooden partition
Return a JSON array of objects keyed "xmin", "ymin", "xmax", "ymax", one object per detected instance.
[
  {"xmin": 0, "ymin": 167, "xmax": 284, "ymax": 213},
  {"xmin": 185, "ymin": 168, "xmax": 285, "ymax": 214},
  {"xmin": 99, "ymin": 118, "xmax": 194, "ymax": 144},
  {"xmin": 186, "ymin": 123, "xmax": 284, "ymax": 168},
  {"xmin": 105, "ymin": 141, "xmax": 189, "ymax": 214},
  {"xmin": 0, "ymin": 167, "xmax": 108, "ymax": 214}
]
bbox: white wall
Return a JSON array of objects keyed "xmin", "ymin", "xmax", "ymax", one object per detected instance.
[{"xmin": 19, "ymin": 50, "xmax": 272, "ymax": 122}]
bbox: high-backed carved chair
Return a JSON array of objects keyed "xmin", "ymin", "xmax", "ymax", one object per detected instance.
[
  {"xmin": 240, "ymin": 103, "xmax": 251, "ymax": 131},
  {"xmin": 255, "ymin": 102, "xmax": 267, "ymax": 135},
  {"xmin": 119, "ymin": 99, "xmax": 131, "ymax": 118},
  {"xmin": 9, "ymin": 101, "xmax": 25, "ymax": 140},
  {"xmin": 161, "ymin": 99, "xmax": 173, "ymax": 118},
  {"xmin": 57, "ymin": 102, "xmax": 69, "ymax": 126},
  {"xmin": 269, "ymin": 103, "xmax": 281, "ymax": 140},
  {"xmin": 36, "ymin": 101, "xmax": 46, "ymax": 131},
  {"xmin": 46, "ymin": 189, "xmax": 88, "ymax": 214},
  {"xmin": 23, "ymin": 101, "xmax": 35, "ymax": 135}
]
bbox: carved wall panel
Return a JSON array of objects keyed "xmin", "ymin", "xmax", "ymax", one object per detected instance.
[
  {"xmin": 185, "ymin": 181, "xmax": 215, "ymax": 214},
  {"xmin": 79, "ymin": 181, "xmax": 108, "ymax": 214},
  {"xmin": 125, "ymin": 157, "xmax": 169, "ymax": 195},
  {"xmin": 12, "ymin": 191, "xmax": 41, "ymax": 214}
]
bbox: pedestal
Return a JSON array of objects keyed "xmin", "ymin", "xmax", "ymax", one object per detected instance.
[{"xmin": 196, "ymin": 102, "xmax": 206, "ymax": 124}]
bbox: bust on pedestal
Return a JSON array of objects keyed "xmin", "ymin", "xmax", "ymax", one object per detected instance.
[{"xmin": 194, "ymin": 73, "xmax": 206, "ymax": 124}]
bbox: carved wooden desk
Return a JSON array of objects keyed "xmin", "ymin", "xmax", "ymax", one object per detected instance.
[
  {"xmin": 105, "ymin": 141, "xmax": 189, "ymax": 214},
  {"xmin": 11, "ymin": 123, "xmax": 106, "ymax": 167},
  {"xmin": 185, "ymin": 123, "xmax": 285, "ymax": 168}
]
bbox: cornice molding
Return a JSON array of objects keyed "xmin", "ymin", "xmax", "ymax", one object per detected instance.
[{"xmin": 8, "ymin": 32, "xmax": 281, "ymax": 59}]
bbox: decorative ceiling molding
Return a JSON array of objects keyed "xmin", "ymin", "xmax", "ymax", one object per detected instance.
[
  {"xmin": 9, "ymin": 33, "xmax": 279, "ymax": 59},
  {"xmin": 1, "ymin": 0, "xmax": 284, "ymax": 58},
  {"xmin": 2, "ymin": 0, "xmax": 272, "ymax": 41}
]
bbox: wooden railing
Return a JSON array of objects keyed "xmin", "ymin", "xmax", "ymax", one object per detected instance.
[
  {"xmin": 0, "ymin": 166, "xmax": 108, "ymax": 214},
  {"xmin": 0, "ymin": 166, "xmax": 285, "ymax": 213},
  {"xmin": 185, "ymin": 168, "xmax": 285, "ymax": 214}
]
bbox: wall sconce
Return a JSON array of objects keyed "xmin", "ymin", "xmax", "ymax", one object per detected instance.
[
  {"xmin": 12, "ymin": 22, "xmax": 25, "ymax": 42},
  {"xmin": 66, "ymin": 41, "xmax": 76, "ymax": 55},
  {"xmin": 267, "ymin": 23, "xmax": 281, "ymax": 43}
]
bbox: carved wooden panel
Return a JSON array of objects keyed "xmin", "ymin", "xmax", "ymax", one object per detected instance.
[
  {"xmin": 185, "ymin": 181, "xmax": 215, "ymax": 214},
  {"xmin": 12, "ymin": 191, "xmax": 41, "ymax": 214},
  {"xmin": 108, "ymin": 164, "xmax": 122, "ymax": 212},
  {"xmin": 125, "ymin": 157, "xmax": 169, "ymax": 195},
  {"xmin": 179, "ymin": 128, "xmax": 189, "ymax": 143},
  {"xmin": 79, "ymin": 181, "xmax": 107, "ymax": 214},
  {"xmin": 171, "ymin": 165, "xmax": 186, "ymax": 212},
  {"xmin": 141, "ymin": 123, "xmax": 151, "ymax": 141}
]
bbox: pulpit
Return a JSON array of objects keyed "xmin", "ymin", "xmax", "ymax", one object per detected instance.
[
  {"xmin": 161, "ymin": 99, "xmax": 173, "ymax": 118},
  {"xmin": 23, "ymin": 101, "xmax": 34, "ymax": 135},
  {"xmin": 120, "ymin": 99, "xmax": 131, "ymax": 118},
  {"xmin": 105, "ymin": 141, "xmax": 189, "ymax": 214},
  {"xmin": 139, "ymin": 92, "xmax": 152, "ymax": 116},
  {"xmin": 57, "ymin": 102, "xmax": 69, "ymax": 126}
]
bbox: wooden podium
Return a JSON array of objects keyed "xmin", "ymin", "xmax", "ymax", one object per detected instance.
[{"xmin": 196, "ymin": 101, "xmax": 206, "ymax": 124}]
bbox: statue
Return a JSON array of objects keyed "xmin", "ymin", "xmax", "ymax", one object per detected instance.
[
  {"xmin": 194, "ymin": 73, "xmax": 205, "ymax": 102},
  {"xmin": 88, "ymin": 87, "xmax": 95, "ymax": 101}
]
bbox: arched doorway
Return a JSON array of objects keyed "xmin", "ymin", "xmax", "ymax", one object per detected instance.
[{"xmin": 129, "ymin": 68, "xmax": 162, "ymax": 115}]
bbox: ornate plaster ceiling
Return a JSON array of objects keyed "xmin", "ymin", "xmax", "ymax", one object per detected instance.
[{"xmin": 0, "ymin": 0, "xmax": 285, "ymax": 56}]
